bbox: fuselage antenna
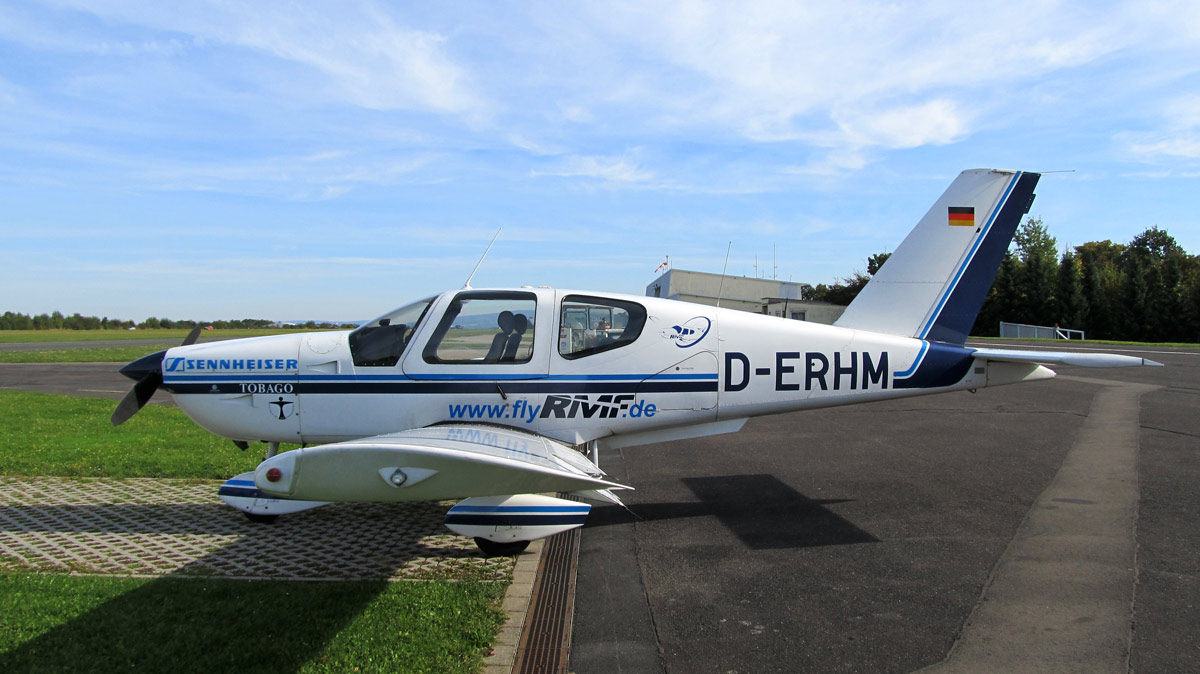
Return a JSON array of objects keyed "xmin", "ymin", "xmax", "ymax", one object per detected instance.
[
  {"xmin": 715, "ymin": 241, "xmax": 732, "ymax": 309},
  {"xmin": 464, "ymin": 228, "xmax": 502, "ymax": 289}
]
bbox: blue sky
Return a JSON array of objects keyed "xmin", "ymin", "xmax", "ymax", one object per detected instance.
[{"xmin": 2, "ymin": 1, "xmax": 1198, "ymax": 321}]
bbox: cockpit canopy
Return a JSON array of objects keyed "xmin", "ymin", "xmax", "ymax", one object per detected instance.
[
  {"xmin": 348, "ymin": 296, "xmax": 435, "ymax": 367},
  {"xmin": 348, "ymin": 290, "xmax": 649, "ymax": 369}
]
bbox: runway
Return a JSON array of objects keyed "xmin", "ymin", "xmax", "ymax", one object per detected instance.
[
  {"xmin": 571, "ymin": 345, "xmax": 1199, "ymax": 673},
  {"xmin": 2, "ymin": 345, "xmax": 1197, "ymax": 672}
]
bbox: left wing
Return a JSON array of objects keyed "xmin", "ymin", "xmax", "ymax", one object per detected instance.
[
  {"xmin": 253, "ymin": 424, "xmax": 630, "ymax": 503},
  {"xmin": 969, "ymin": 346, "xmax": 1163, "ymax": 368}
]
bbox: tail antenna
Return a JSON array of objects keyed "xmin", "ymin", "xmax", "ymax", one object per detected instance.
[{"xmin": 464, "ymin": 228, "xmax": 502, "ymax": 289}]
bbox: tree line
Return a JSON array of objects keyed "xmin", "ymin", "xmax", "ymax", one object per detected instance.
[
  {"xmin": 0, "ymin": 312, "xmax": 358, "ymax": 331},
  {"xmin": 806, "ymin": 219, "xmax": 1199, "ymax": 343}
]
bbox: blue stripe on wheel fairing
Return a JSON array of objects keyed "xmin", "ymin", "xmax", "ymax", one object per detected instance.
[
  {"xmin": 443, "ymin": 514, "xmax": 590, "ymax": 526},
  {"xmin": 449, "ymin": 505, "xmax": 591, "ymax": 513}
]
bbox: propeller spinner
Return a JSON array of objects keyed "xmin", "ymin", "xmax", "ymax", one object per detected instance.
[{"xmin": 111, "ymin": 327, "xmax": 202, "ymax": 426}]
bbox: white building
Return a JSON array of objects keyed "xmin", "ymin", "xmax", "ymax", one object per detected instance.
[{"xmin": 645, "ymin": 269, "xmax": 846, "ymax": 325}]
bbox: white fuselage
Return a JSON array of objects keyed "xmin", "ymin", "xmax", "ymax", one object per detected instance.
[{"xmin": 160, "ymin": 288, "xmax": 1049, "ymax": 449}]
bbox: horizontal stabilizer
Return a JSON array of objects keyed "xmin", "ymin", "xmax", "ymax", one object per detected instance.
[
  {"xmin": 970, "ymin": 347, "xmax": 1163, "ymax": 368},
  {"xmin": 254, "ymin": 424, "xmax": 630, "ymax": 503}
]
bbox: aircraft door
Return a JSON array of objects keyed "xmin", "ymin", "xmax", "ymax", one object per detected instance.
[{"xmin": 402, "ymin": 289, "xmax": 551, "ymax": 386}]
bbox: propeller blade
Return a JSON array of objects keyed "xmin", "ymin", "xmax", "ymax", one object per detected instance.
[
  {"xmin": 111, "ymin": 328, "xmax": 201, "ymax": 425},
  {"xmin": 181, "ymin": 326, "xmax": 202, "ymax": 346},
  {"xmin": 111, "ymin": 372, "xmax": 162, "ymax": 426}
]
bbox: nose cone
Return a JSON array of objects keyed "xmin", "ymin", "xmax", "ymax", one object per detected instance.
[{"xmin": 119, "ymin": 349, "xmax": 167, "ymax": 381}]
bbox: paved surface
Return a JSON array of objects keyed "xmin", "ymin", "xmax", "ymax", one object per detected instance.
[
  {"xmin": 0, "ymin": 477, "xmax": 512, "ymax": 581},
  {"xmin": 572, "ymin": 344, "xmax": 1199, "ymax": 674},
  {"xmin": 0, "ymin": 362, "xmax": 169, "ymax": 404}
]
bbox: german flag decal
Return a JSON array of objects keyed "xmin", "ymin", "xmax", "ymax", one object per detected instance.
[{"xmin": 948, "ymin": 206, "xmax": 974, "ymax": 226}]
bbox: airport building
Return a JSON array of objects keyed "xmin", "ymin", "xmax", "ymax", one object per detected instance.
[{"xmin": 645, "ymin": 269, "xmax": 846, "ymax": 325}]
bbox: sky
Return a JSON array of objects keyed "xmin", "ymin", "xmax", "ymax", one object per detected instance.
[{"xmin": 1, "ymin": 1, "xmax": 1198, "ymax": 322}]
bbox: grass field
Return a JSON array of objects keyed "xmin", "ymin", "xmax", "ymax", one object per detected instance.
[
  {"xmin": 0, "ymin": 345, "xmax": 171, "ymax": 363},
  {"xmin": 0, "ymin": 328, "xmax": 323, "ymax": 343},
  {"xmin": 0, "ymin": 573, "xmax": 506, "ymax": 674},
  {"xmin": 0, "ymin": 391, "xmax": 264, "ymax": 478},
  {"xmin": 0, "ymin": 390, "xmax": 513, "ymax": 672}
]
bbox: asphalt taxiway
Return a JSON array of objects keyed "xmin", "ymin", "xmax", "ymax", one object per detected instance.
[{"xmin": 571, "ymin": 344, "xmax": 1199, "ymax": 674}]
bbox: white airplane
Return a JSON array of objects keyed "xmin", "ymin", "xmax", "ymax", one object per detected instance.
[{"xmin": 112, "ymin": 169, "xmax": 1160, "ymax": 555}]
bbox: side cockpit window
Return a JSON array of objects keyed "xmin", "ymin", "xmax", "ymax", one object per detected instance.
[
  {"xmin": 559, "ymin": 295, "xmax": 645, "ymax": 359},
  {"xmin": 349, "ymin": 296, "xmax": 435, "ymax": 367},
  {"xmin": 423, "ymin": 291, "xmax": 537, "ymax": 364}
]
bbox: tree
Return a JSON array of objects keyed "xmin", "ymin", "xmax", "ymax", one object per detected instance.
[
  {"xmin": 1055, "ymin": 251, "xmax": 1086, "ymax": 330},
  {"xmin": 803, "ymin": 252, "xmax": 889, "ymax": 305},
  {"xmin": 1128, "ymin": 226, "xmax": 1180, "ymax": 260},
  {"xmin": 1014, "ymin": 217, "xmax": 1058, "ymax": 325},
  {"xmin": 867, "ymin": 252, "xmax": 892, "ymax": 275},
  {"xmin": 1079, "ymin": 251, "xmax": 1111, "ymax": 338},
  {"xmin": 1120, "ymin": 251, "xmax": 1149, "ymax": 341}
]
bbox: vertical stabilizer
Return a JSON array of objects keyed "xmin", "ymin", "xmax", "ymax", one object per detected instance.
[{"xmin": 834, "ymin": 169, "xmax": 1039, "ymax": 344}]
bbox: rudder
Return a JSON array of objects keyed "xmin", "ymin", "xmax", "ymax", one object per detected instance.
[{"xmin": 834, "ymin": 169, "xmax": 1039, "ymax": 344}]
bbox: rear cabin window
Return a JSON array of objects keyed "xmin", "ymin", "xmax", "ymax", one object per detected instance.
[
  {"xmin": 423, "ymin": 292, "xmax": 537, "ymax": 364},
  {"xmin": 559, "ymin": 296, "xmax": 646, "ymax": 359}
]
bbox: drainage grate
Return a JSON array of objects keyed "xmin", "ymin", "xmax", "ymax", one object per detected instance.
[{"xmin": 513, "ymin": 503, "xmax": 582, "ymax": 674}]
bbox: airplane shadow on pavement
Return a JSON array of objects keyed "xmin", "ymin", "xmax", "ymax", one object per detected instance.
[{"xmin": 586, "ymin": 473, "xmax": 879, "ymax": 549}]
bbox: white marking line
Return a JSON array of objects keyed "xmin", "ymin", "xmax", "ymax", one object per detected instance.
[
  {"xmin": 971, "ymin": 341, "xmax": 1200, "ymax": 357},
  {"xmin": 922, "ymin": 380, "xmax": 1158, "ymax": 674}
]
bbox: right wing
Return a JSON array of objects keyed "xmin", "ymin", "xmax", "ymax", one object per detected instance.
[{"xmin": 253, "ymin": 424, "xmax": 630, "ymax": 503}]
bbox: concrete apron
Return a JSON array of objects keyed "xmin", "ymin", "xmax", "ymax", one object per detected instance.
[{"xmin": 923, "ymin": 377, "xmax": 1159, "ymax": 674}]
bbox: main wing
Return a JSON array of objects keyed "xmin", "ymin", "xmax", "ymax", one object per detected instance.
[{"xmin": 252, "ymin": 424, "xmax": 630, "ymax": 503}]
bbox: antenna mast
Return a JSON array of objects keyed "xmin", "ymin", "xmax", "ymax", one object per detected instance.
[
  {"xmin": 715, "ymin": 242, "xmax": 732, "ymax": 309},
  {"xmin": 463, "ymin": 228, "xmax": 501, "ymax": 289}
]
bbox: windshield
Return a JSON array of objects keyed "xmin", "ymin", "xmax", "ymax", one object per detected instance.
[{"xmin": 348, "ymin": 296, "xmax": 435, "ymax": 367}]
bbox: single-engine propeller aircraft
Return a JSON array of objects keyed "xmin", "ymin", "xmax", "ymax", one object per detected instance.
[{"xmin": 113, "ymin": 169, "xmax": 1160, "ymax": 555}]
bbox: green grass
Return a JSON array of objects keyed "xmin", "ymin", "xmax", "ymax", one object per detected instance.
[
  {"xmin": 0, "ymin": 328, "xmax": 321, "ymax": 343},
  {"xmin": 0, "ymin": 573, "xmax": 507, "ymax": 674},
  {"xmin": 0, "ymin": 391, "xmax": 264, "ymax": 478},
  {"xmin": 0, "ymin": 392, "xmax": 514, "ymax": 672},
  {"xmin": 0, "ymin": 345, "xmax": 167, "ymax": 363}
]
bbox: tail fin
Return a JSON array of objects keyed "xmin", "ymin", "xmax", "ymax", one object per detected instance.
[{"xmin": 834, "ymin": 169, "xmax": 1039, "ymax": 344}]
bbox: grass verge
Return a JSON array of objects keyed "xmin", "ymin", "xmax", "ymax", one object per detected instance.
[
  {"xmin": 0, "ymin": 391, "xmax": 264, "ymax": 478},
  {"xmin": 0, "ymin": 346, "xmax": 167, "ymax": 363},
  {"xmin": 0, "ymin": 573, "xmax": 506, "ymax": 674},
  {"xmin": 0, "ymin": 329, "xmax": 321, "ymax": 343}
]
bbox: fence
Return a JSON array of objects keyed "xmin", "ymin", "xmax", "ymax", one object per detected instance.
[{"xmin": 999, "ymin": 321, "xmax": 1085, "ymax": 340}]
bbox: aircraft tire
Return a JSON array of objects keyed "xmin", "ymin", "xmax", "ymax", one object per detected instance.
[
  {"xmin": 474, "ymin": 537, "xmax": 530, "ymax": 556},
  {"xmin": 243, "ymin": 512, "xmax": 279, "ymax": 524}
]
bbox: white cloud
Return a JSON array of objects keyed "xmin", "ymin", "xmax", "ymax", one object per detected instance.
[
  {"xmin": 531, "ymin": 154, "xmax": 655, "ymax": 183},
  {"xmin": 41, "ymin": 0, "xmax": 486, "ymax": 116},
  {"xmin": 835, "ymin": 99, "xmax": 970, "ymax": 150}
]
